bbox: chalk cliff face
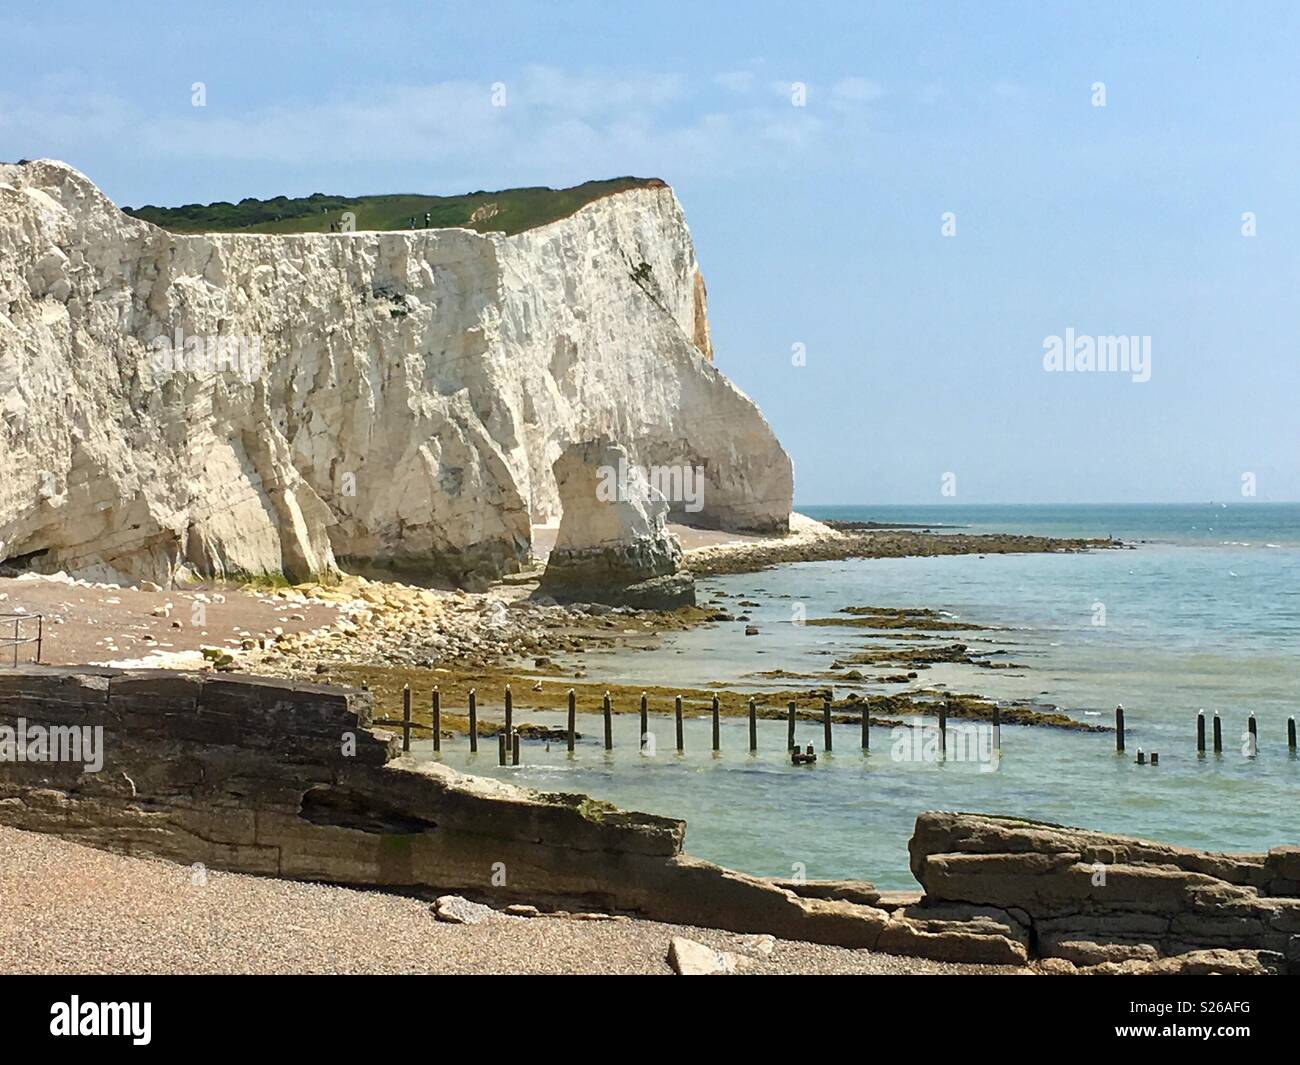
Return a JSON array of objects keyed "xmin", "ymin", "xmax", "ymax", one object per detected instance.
[{"xmin": 0, "ymin": 160, "xmax": 792, "ymax": 586}]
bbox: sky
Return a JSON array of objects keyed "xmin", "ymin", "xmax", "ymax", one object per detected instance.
[{"xmin": 3, "ymin": 1, "xmax": 1297, "ymax": 505}]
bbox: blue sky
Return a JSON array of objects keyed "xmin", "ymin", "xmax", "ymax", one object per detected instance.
[{"xmin": 4, "ymin": 1, "xmax": 1297, "ymax": 504}]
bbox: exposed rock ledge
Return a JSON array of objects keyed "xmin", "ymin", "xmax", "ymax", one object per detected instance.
[
  {"xmin": 0, "ymin": 668, "xmax": 1293, "ymax": 973},
  {"xmin": 0, "ymin": 160, "xmax": 792, "ymax": 587}
]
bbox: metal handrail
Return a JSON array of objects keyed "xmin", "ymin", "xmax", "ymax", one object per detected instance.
[{"xmin": 0, "ymin": 612, "xmax": 43, "ymax": 667}]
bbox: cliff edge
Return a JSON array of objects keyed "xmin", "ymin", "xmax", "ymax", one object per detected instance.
[{"xmin": 0, "ymin": 160, "xmax": 792, "ymax": 586}]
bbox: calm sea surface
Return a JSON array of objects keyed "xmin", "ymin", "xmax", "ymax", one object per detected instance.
[{"xmin": 422, "ymin": 503, "xmax": 1300, "ymax": 889}]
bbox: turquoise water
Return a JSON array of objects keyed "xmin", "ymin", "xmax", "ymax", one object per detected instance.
[{"xmin": 426, "ymin": 503, "xmax": 1300, "ymax": 889}]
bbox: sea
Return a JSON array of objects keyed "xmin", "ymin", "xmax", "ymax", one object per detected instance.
[{"xmin": 422, "ymin": 503, "xmax": 1300, "ymax": 890}]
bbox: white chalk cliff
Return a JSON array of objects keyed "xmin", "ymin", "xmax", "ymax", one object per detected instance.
[{"xmin": 0, "ymin": 160, "xmax": 792, "ymax": 586}]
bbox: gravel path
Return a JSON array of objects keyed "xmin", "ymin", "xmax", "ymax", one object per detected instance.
[{"xmin": 0, "ymin": 826, "xmax": 1018, "ymax": 975}]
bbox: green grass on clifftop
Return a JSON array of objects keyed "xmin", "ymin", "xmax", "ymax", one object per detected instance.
[{"xmin": 123, "ymin": 177, "xmax": 666, "ymax": 236}]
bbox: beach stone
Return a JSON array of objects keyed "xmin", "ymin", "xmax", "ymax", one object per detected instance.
[
  {"xmin": 735, "ymin": 933, "xmax": 776, "ymax": 958},
  {"xmin": 667, "ymin": 936, "xmax": 748, "ymax": 975},
  {"xmin": 433, "ymin": 896, "xmax": 497, "ymax": 925}
]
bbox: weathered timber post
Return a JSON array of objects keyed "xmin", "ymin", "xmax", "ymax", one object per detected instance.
[
  {"xmin": 1248, "ymin": 713, "xmax": 1258, "ymax": 754},
  {"xmin": 1150, "ymin": 751, "xmax": 1159, "ymax": 766},
  {"xmin": 1213, "ymin": 711, "xmax": 1222, "ymax": 753},
  {"xmin": 504, "ymin": 685, "xmax": 513, "ymax": 736},
  {"xmin": 787, "ymin": 701, "xmax": 796, "ymax": 750},
  {"xmin": 749, "ymin": 697, "xmax": 757, "ymax": 752},
  {"xmin": 402, "ymin": 684, "xmax": 412, "ymax": 753},
  {"xmin": 1136, "ymin": 748, "xmax": 1146, "ymax": 765},
  {"xmin": 511, "ymin": 730, "xmax": 520, "ymax": 766},
  {"xmin": 675, "ymin": 695, "xmax": 684, "ymax": 752},
  {"xmin": 468, "ymin": 689, "xmax": 478, "ymax": 752},
  {"xmin": 823, "ymin": 697, "xmax": 832, "ymax": 752},
  {"xmin": 1115, "ymin": 704, "xmax": 1125, "ymax": 753},
  {"xmin": 640, "ymin": 692, "xmax": 649, "ymax": 751},
  {"xmin": 712, "ymin": 695, "xmax": 720, "ymax": 752},
  {"xmin": 432, "ymin": 687, "xmax": 441, "ymax": 752},
  {"xmin": 1289, "ymin": 716, "xmax": 1297, "ymax": 751},
  {"xmin": 938, "ymin": 701, "xmax": 948, "ymax": 758},
  {"xmin": 992, "ymin": 702, "xmax": 1000, "ymax": 752},
  {"xmin": 498, "ymin": 731, "xmax": 507, "ymax": 766},
  {"xmin": 1197, "ymin": 710, "xmax": 1206, "ymax": 753},
  {"xmin": 603, "ymin": 691, "xmax": 613, "ymax": 751},
  {"xmin": 567, "ymin": 688, "xmax": 576, "ymax": 753}
]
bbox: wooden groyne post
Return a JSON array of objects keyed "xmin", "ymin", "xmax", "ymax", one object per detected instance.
[
  {"xmin": 787, "ymin": 700, "xmax": 796, "ymax": 750},
  {"xmin": 712, "ymin": 695, "xmax": 720, "ymax": 752},
  {"xmin": 1248, "ymin": 713, "xmax": 1258, "ymax": 754},
  {"xmin": 511, "ymin": 730, "xmax": 520, "ymax": 766},
  {"xmin": 1213, "ymin": 711, "xmax": 1222, "ymax": 753},
  {"xmin": 401, "ymin": 684, "xmax": 412, "ymax": 753},
  {"xmin": 603, "ymin": 691, "xmax": 613, "ymax": 751},
  {"xmin": 640, "ymin": 692, "xmax": 649, "ymax": 751},
  {"xmin": 504, "ymin": 684, "xmax": 513, "ymax": 736},
  {"xmin": 432, "ymin": 687, "xmax": 441, "ymax": 752},
  {"xmin": 468, "ymin": 689, "xmax": 478, "ymax": 752},
  {"xmin": 498, "ymin": 731, "xmax": 507, "ymax": 766},
  {"xmin": 1197, "ymin": 709, "xmax": 1206, "ymax": 753},
  {"xmin": 992, "ymin": 702, "xmax": 1001, "ymax": 752},
  {"xmin": 822, "ymin": 697, "xmax": 832, "ymax": 752},
  {"xmin": 1115, "ymin": 704, "xmax": 1125, "ymax": 753},
  {"xmin": 1290, "ymin": 716, "xmax": 1297, "ymax": 751},
  {"xmin": 675, "ymin": 695, "xmax": 684, "ymax": 752},
  {"xmin": 748, "ymin": 697, "xmax": 757, "ymax": 752},
  {"xmin": 567, "ymin": 688, "xmax": 576, "ymax": 753},
  {"xmin": 938, "ymin": 701, "xmax": 948, "ymax": 758}
]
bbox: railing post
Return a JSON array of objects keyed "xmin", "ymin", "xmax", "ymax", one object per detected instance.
[
  {"xmin": 603, "ymin": 691, "xmax": 613, "ymax": 751},
  {"xmin": 468, "ymin": 689, "xmax": 478, "ymax": 752},
  {"xmin": 432, "ymin": 687, "xmax": 441, "ymax": 752},
  {"xmin": 567, "ymin": 688, "xmax": 576, "ymax": 753},
  {"xmin": 401, "ymin": 684, "xmax": 411, "ymax": 753}
]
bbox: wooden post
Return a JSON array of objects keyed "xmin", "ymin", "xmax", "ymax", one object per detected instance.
[
  {"xmin": 468, "ymin": 689, "xmax": 478, "ymax": 753},
  {"xmin": 640, "ymin": 692, "xmax": 649, "ymax": 751},
  {"xmin": 712, "ymin": 695, "xmax": 720, "ymax": 752},
  {"xmin": 498, "ymin": 731, "xmax": 507, "ymax": 766},
  {"xmin": 1248, "ymin": 713, "xmax": 1258, "ymax": 753},
  {"xmin": 432, "ymin": 687, "xmax": 441, "ymax": 752},
  {"xmin": 675, "ymin": 695, "xmax": 684, "ymax": 752},
  {"xmin": 938, "ymin": 701, "xmax": 948, "ymax": 757},
  {"xmin": 1115, "ymin": 704, "xmax": 1125, "ymax": 753},
  {"xmin": 992, "ymin": 702, "xmax": 1001, "ymax": 752},
  {"xmin": 861, "ymin": 702, "xmax": 871, "ymax": 751},
  {"xmin": 1196, "ymin": 710, "xmax": 1206, "ymax": 753},
  {"xmin": 504, "ymin": 685, "xmax": 513, "ymax": 736},
  {"xmin": 567, "ymin": 689, "xmax": 576, "ymax": 753},
  {"xmin": 1150, "ymin": 751, "xmax": 1159, "ymax": 766},
  {"xmin": 603, "ymin": 691, "xmax": 613, "ymax": 751},
  {"xmin": 787, "ymin": 701, "xmax": 796, "ymax": 750},
  {"xmin": 748, "ymin": 697, "xmax": 757, "ymax": 752},
  {"xmin": 401, "ymin": 684, "xmax": 412, "ymax": 753},
  {"xmin": 1213, "ymin": 711, "xmax": 1222, "ymax": 753},
  {"xmin": 511, "ymin": 730, "xmax": 520, "ymax": 766},
  {"xmin": 1136, "ymin": 748, "xmax": 1146, "ymax": 765},
  {"xmin": 822, "ymin": 697, "xmax": 832, "ymax": 752},
  {"xmin": 1289, "ymin": 716, "xmax": 1297, "ymax": 751}
]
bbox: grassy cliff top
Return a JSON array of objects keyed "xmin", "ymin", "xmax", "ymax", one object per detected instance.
[{"xmin": 122, "ymin": 177, "xmax": 666, "ymax": 236}]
